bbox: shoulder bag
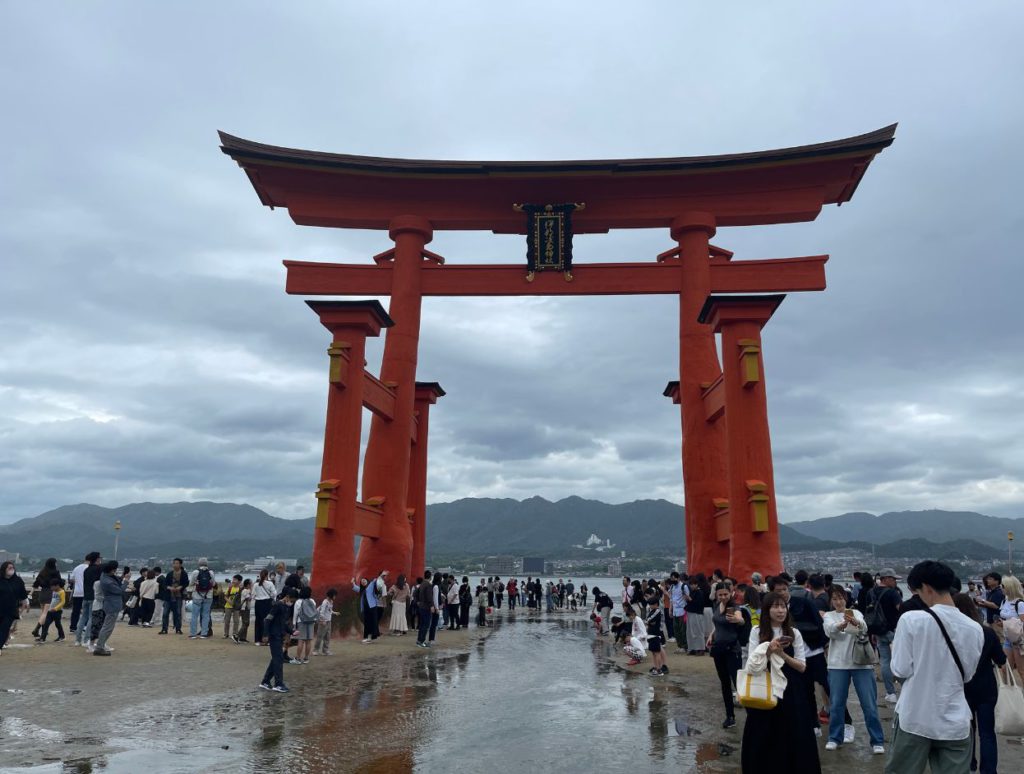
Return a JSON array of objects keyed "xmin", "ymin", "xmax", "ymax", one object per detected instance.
[
  {"xmin": 924, "ymin": 607, "xmax": 965, "ymax": 679},
  {"xmin": 736, "ymin": 663, "xmax": 777, "ymax": 710},
  {"xmin": 995, "ymin": 667, "xmax": 1024, "ymax": 735}
]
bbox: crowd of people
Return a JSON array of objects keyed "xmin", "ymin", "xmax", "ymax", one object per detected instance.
[
  {"xmin": 591, "ymin": 564, "xmax": 1024, "ymax": 774},
  {"xmin": 3, "ymin": 553, "xmax": 1023, "ymax": 772}
]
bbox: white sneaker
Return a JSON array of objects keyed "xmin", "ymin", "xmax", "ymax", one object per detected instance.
[
  {"xmin": 884, "ymin": 693, "xmax": 897, "ymax": 704},
  {"xmin": 361, "ymin": 638, "xmax": 372, "ymax": 644},
  {"xmin": 824, "ymin": 741, "xmax": 838, "ymax": 751},
  {"xmin": 872, "ymin": 745, "xmax": 885, "ymax": 754},
  {"xmin": 843, "ymin": 724, "xmax": 855, "ymax": 744}
]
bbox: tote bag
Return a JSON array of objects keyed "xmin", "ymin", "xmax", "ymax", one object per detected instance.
[
  {"xmin": 736, "ymin": 665, "xmax": 777, "ymax": 710},
  {"xmin": 994, "ymin": 667, "xmax": 1024, "ymax": 736}
]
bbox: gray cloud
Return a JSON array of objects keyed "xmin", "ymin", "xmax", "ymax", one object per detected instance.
[{"xmin": 2, "ymin": 2, "xmax": 1023, "ymax": 525}]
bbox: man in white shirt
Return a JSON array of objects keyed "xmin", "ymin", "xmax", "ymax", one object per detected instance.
[
  {"xmin": 68, "ymin": 554, "xmax": 90, "ymax": 633},
  {"xmin": 886, "ymin": 560, "xmax": 983, "ymax": 774}
]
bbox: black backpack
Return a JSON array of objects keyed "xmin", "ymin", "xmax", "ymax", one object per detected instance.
[
  {"xmin": 792, "ymin": 599, "xmax": 826, "ymax": 649},
  {"xmin": 195, "ymin": 568, "xmax": 213, "ymax": 594},
  {"xmin": 864, "ymin": 588, "xmax": 892, "ymax": 636}
]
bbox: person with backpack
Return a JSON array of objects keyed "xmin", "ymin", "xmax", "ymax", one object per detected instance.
[
  {"xmin": 866, "ymin": 569, "xmax": 903, "ymax": 704},
  {"xmin": 996, "ymin": 574, "xmax": 1024, "ymax": 685},
  {"xmin": 885, "ymin": 561, "xmax": 983, "ymax": 774},
  {"xmin": 291, "ymin": 586, "xmax": 317, "ymax": 664},
  {"xmin": 188, "ymin": 558, "xmax": 215, "ymax": 640}
]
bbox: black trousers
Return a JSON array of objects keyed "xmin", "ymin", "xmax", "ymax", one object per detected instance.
[
  {"xmin": 0, "ymin": 615, "xmax": 16, "ymax": 649},
  {"xmin": 69, "ymin": 597, "xmax": 83, "ymax": 631},
  {"xmin": 140, "ymin": 598, "xmax": 155, "ymax": 623},
  {"xmin": 460, "ymin": 601, "xmax": 470, "ymax": 628},
  {"xmin": 363, "ymin": 606, "xmax": 379, "ymax": 639},
  {"xmin": 40, "ymin": 610, "xmax": 64, "ymax": 640},
  {"xmin": 262, "ymin": 637, "xmax": 285, "ymax": 686},
  {"xmin": 254, "ymin": 598, "xmax": 271, "ymax": 641},
  {"xmin": 477, "ymin": 606, "xmax": 487, "ymax": 626},
  {"xmin": 447, "ymin": 603, "xmax": 460, "ymax": 629},
  {"xmin": 417, "ymin": 608, "xmax": 432, "ymax": 643},
  {"xmin": 712, "ymin": 647, "xmax": 741, "ymax": 719}
]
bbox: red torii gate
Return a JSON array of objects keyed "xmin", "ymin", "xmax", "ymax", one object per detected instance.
[{"xmin": 221, "ymin": 125, "xmax": 895, "ymax": 586}]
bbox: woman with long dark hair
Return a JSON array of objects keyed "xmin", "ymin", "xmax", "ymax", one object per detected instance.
[
  {"xmin": 351, "ymin": 577, "xmax": 375, "ymax": 642},
  {"xmin": 252, "ymin": 568, "xmax": 276, "ymax": 646},
  {"xmin": 389, "ymin": 574, "xmax": 410, "ymax": 635},
  {"xmin": 685, "ymin": 573, "xmax": 709, "ymax": 655},
  {"xmin": 856, "ymin": 570, "xmax": 875, "ymax": 613},
  {"xmin": 740, "ymin": 591, "xmax": 820, "ymax": 773},
  {"xmin": 31, "ymin": 558, "xmax": 60, "ymax": 638}
]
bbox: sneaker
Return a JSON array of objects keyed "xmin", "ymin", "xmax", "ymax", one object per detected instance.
[
  {"xmin": 271, "ymin": 685, "xmax": 290, "ymax": 693},
  {"xmin": 843, "ymin": 724, "xmax": 855, "ymax": 744},
  {"xmin": 362, "ymin": 638, "xmax": 372, "ymax": 644},
  {"xmin": 649, "ymin": 667, "xmax": 661, "ymax": 676},
  {"xmin": 93, "ymin": 648, "xmax": 112, "ymax": 656},
  {"xmin": 660, "ymin": 666, "xmax": 669, "ymax": 675},
  {"xmin": 301, "ymin": 659, "xmax": 309, "ymax": 664},
  {"xmin": 289, "ymin": 658, "xmax": 302, "ymax": 665},
  {"xmin": 54, "ymin": 637, "xmax": 65, "ymax": 643},
  {"xmin": 872, "ymin": 745, "xmax": 885, "ymax": 755},
  {"xmin": 198, "ymin": 635, "xmax": 209, "ymax": 639},
  {"xmin": 322, "ymin": 650, "xmax": 332, "ymax": 656},
  {"xmin": 189, "ymin": 635, "xmax": 197, "ymax": 640},
  {"xmin": 258, "ymin": 683, "xmax": 271, "ymax": 690},
  {"xmin": 231, "ymin": 635, "xmax": 239, "ymax": 644},
  {"xmin": 824, "ymin": 741, "xmax": 838, "ymax": 751},
  {"xmin": 722, "ymin": 717, "xmax": 736, "ymax": 729},
  {"xmin": 158, "ymin": 630, "xmax": 167, "ymax": 635},
  {"xmin": 884, "ymin": 693, "xmax": 897, "ymax": 704}
]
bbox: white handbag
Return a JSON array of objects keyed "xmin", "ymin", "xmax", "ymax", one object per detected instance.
[
  {"xmin": 736, "ymin": 665, "xmax": 777, "ymax": 710},
  {"xmin": 994, "ymin": 667, "xmax": 1024, "ymax": 736}
]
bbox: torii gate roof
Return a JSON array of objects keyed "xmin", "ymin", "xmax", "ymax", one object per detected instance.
[{"xmin": 219, "ymin": 124, "xmax": 895, "ymax": 233}]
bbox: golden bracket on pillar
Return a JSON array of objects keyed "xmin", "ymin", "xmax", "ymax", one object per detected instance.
[
  {"xmin": 745, "ymin": 480, "xmax": 769, "ymax": 532},
  {"xmin": 738, "ymin": 338, "xmax": 761, "ymax": 386},
  {"xmin": 327, "ymin": 342, "xmax": 350, "ymax": 385},
  {"xmin": 314, "ymin": 479, "xmax": 340, "ymax": 529}
]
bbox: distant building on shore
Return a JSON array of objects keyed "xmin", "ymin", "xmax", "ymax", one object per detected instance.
[
  {"xmin": 0, "ymin": 549, "xmax": 20, "ymax": 564},
  {"xmin": 522, "ymin": 557, "xmax": 545, "ymax": 574},
  {"xmin": 243, "ymin": 555, "xmax": 296, "ymax": 573},
  {"xmin": 607, "ymin": 560, "xmax": 622, "ymax": 576},
  {"xmin": 484, "ymin": 556, "xmax": 516, "ymax": 575}
]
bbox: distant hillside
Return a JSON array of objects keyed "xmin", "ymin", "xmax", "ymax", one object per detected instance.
[
  {"xmin": 0, "ymin": 502, "xmax": 315, "ymax": 560},
  {"xmin": 787, "ymin": 509, "xmax": 1022, "ymax": 551},
  {"xmin": 425, "ymin": 496, "xmax": 826, "ymax": 554}
]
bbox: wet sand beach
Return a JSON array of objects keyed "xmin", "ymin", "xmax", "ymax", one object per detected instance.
[{"xmin": 2, "ymin": 609, "xmax": 1022, "ymax": 773}]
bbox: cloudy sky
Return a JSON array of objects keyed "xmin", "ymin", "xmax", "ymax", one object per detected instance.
[{"xmin": 2, "ymin": 3, "xmax": 1022, "ymax": 526}]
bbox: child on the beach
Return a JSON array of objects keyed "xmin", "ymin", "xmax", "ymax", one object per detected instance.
[
  {"xmin": 291, "ymin": 586, "xmax": 317, "ymax": 664},
  {"xmin": 260, "ymin": 587, "xmax": 298, "ymax": 693},
  {"xmin": 313, "ymin": 588, "xmax": 338, "ymax": 656}
]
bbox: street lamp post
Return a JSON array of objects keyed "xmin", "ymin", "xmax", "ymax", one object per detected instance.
[
  {"xmin": 114, "ymin": 520, "xmax": 122, "ymax": 561},
  {"xmin": 1009, "ymin": 531, "xmax": 1014, "ymax": 575}
]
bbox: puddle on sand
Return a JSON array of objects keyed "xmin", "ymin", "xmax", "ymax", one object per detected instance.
[{"xmin": 4, "ymin": 617, "xmax": 732, "ymax": 772}]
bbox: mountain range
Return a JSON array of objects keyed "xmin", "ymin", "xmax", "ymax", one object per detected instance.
[{"xmin": 0, "ymin": 498, "xmax": 1018, "ymax": 562}]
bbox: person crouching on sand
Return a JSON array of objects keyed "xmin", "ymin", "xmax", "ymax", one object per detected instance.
[{"xmin": 260, "ymin": 587, "xmax": 298, "ymax": 693}]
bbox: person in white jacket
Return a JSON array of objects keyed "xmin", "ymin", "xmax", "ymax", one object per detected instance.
[
  {"xmin": 822, "ymin": 586, "xmax": 885, "ymax": 754},
  {"xmin": 623, "ymin": 604, "xmax": 648, "ymax": 665}
]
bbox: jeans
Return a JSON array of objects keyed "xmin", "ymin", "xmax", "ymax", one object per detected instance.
[
  {"xmin": 75, "ymin": 600, "xmax": 94, "ymax": 644},
  {"xmin": 162, "ymin": 598, "xmax": 182, "ymax": 632},
  {"xmin": 972, "ymin": 701, "xmax": 997, "ymax": 774},
  {"xmin": 261, "ymin": 637, "xmax": 285, "ymax": 687},
  {"xmin": 190, "ymin": 595, "xmax": 212, "ymax": 636},
  {"xmin": 886, "ymin": 712, "xmax": 971, "ymax": 774},
  {"xmin": 877, "ymin": 631, "xmax": 896, "ymax": 695},
  {"xmin": 828, "ymin": 668, "xmax": 884, "ymax": 746}
]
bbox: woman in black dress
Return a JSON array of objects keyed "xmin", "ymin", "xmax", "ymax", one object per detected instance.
[{"xmin": 740, "ymin": 591, "xmax": 820, "ymax": 774}]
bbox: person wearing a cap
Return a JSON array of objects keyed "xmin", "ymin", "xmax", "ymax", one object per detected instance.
[{"xmin": 871, "ymin": 569, "xmax": 903, "ymax": 704}]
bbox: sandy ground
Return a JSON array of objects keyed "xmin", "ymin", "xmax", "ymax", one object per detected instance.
[{"xmin": 2, "ymin": 610, "xmax": 1023, "ymax": 772}]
